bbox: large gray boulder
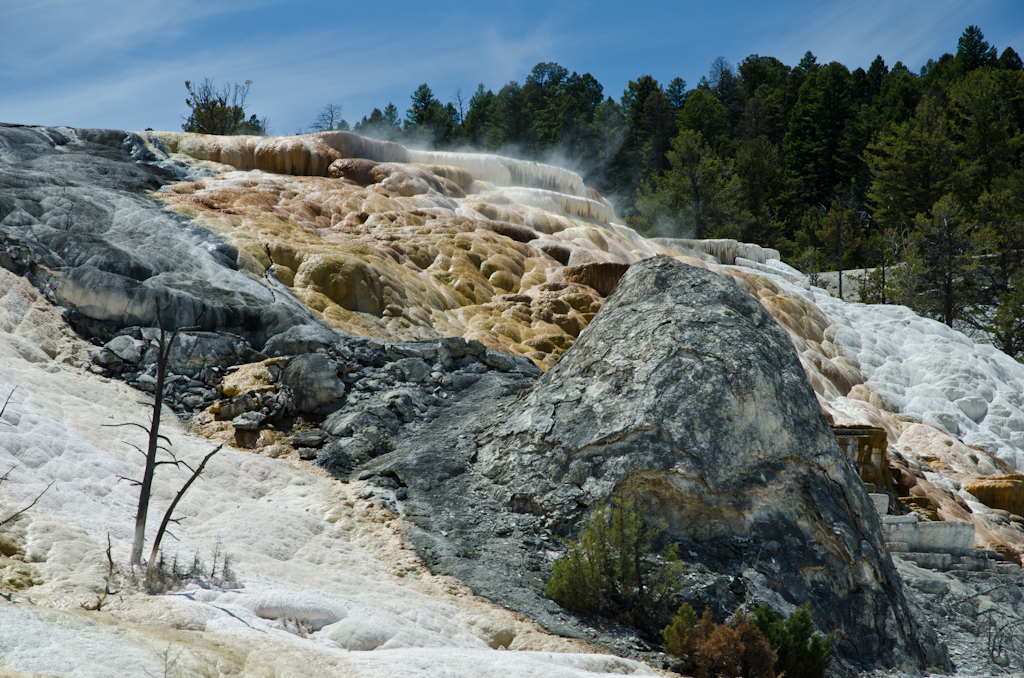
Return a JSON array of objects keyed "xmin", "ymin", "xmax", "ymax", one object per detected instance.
[
  {"xmin": 371, "ymin": 258, "xmax": 944, "ymax": 672},
  {"xmin": 479, "ymin": 256, "xmax": 931, "ymax": 666}
]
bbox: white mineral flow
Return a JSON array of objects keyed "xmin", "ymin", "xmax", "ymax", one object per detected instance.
[
  {"xmin": 653, "ymin": 238, "xmax": 782, "ymax": 266},
  {"xmin": 797, "ymin": 284, "xmax": 1024, "ymax": 470},
  {"xmin": 709, "ymin": 260, "xmax": 1024, "ymax": 471},
  {"xmin": 407, "ymin": 150, "xmax": 588, "ymax": 197},
  {"xmin": 0, "ymin": 268, "xmax": 654, "ymax": 677},
  {"xmin": 482, "ymin": 188, "xmax": 617, "ymax": 225},
  {"xmin": 644, "ymin": 256, "xmax": 1024, "ymax": 559}
]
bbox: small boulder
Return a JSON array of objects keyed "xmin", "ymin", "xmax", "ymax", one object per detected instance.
[
  {"xmin": 280, "ymin": 353, "xmax": 346, "ymax": 412},
  {"xmin": 263, "ymin": 325, "xmax": 340, "ymax": 357},
  {"xmin": 481, "ymin": 349, "xmax": 516, "ymax": 372},
  {"xmin": 231, "ymin": 411, "xmax": 265, "ymax": 431},
  {"xmin": 91, "ymin": 347, "xmax": 122, "ymax": 369},
  {"xmin": 212, "ymin": 393, "xmax": 258, "ymax": 421},
  {"xmin": 291, "ymin": 429, "xmax": 328, "ymax": 448},
  {"xmin": 105, "ymin": 335, "xmax": 144, "ymax": 364},
  {"xmin": 381, "ymin": 389, "xmax": 425, "ymax": 423},
  {"xmin": 318, "ymin": 438, "xmax": 375, "ymax": 476},
  {"xmin": 395, "ymin": 357, "xmax": 430, "ymax": 383}
]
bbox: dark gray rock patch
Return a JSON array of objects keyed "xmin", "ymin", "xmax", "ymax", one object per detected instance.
[{"xmin": 0, "ymin": 124, "xmax": 327, "ymax": 350}]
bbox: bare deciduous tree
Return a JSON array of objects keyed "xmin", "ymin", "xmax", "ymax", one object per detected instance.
[
  {"xmin": 145, "ymin": 444, "xmax": 222, "ymax": 589},
  {"xmin": 309, "ymin": 103, "xmax": 347, "ymax": 132},
  {"xmin": 104, "ymin": 303, "xmax": 203, "ymax": 566},
  {"xmin": 81, "ymin": 533, "xmax": 120, "ymax": 611},
  {"xmin": 451, "ymin": 87, "xmax": 467, "ymax": 124}
]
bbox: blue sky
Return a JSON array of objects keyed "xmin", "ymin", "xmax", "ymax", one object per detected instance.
[{"xmin": 2, "ymin": 0, "xmax": 1022, "ymax": 135}]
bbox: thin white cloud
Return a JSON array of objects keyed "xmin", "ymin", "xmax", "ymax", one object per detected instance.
[
  {"xmin": 0, "ymin": 0, "xmax": 284, "ymax": 75},
  {"xmin": 772, "ymin": 0, "xmax": 1001, "ymax": 70},
  {"xmin": 4, "ymin": 0, "xmax": 1021, "ymax": 134},
  {"xmin": 0, "ymin": 12, "xmax": 570, "ymax": 133}
]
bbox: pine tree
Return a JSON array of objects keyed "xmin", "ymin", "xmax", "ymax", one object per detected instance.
[
  {"xmin": 734, "ymin": 135, "xmax": 783, "ymax": 242},
  {"xmin": 546, "ymin": 483, "xmax": 683, "ymax": 634},
  {"xmin": 753, "ymin": 605, "xmax": 832, "ymax": 678},
  {"xmin": 406, "ymin": 84, "xmax": 439, "ymax": 127},
  {"xmin": 708, "ymin": 56, "xmax": 746, "ymax": 129},
  {"xmin": 865, "ymin": 95, "xmax": 960, "ymax": 232},
  {"xmin": 610, "ymin": 76, "xmax": 674, "ymax": 212},
  {"xmin": 635, "ymin": 130, "xmax": 738, "ymax": 239},
  {"xmin": 677, "ymin": 90, "xmax": 730, "ymax": 147},
  {"xmin": 783, "ymin": 62, "xmax": 857, "ymax": 203},
  {"xmin": 907, "ymin": 194, "xmax": 991, "ymax": 327},
  {"xmin": 666, "ymin": 77, "xmax": 688, "ymax": 113},
  {"xmin": 949, "ymin": 69, "xmax": 1018, "ymax": 196},
  {"xmin": 487, "ymin": 81, "xmax": 527, "ymax": 148},
  {"xmin": 956, "ymin": 25, "xmax": 998, "ymax": 73},
  {"xmin": 999, "ymin": 47, "xmax": 1024, "ymax": 71},
  {"xmin": 462, "ymin": 84, "xmax": 495, "ymax": 147},
  {"xmin": 383, "ymin": 103, "xmax": 400, "ymax": 127}
]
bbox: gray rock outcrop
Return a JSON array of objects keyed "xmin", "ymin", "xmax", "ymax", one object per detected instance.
[
  {"xmin": 0, "ymin": 125, "xmax": 328, "ymax": 349},
  {"xmin": 365, "ymin": 258, "xmax": 945, "ymax": 673}
]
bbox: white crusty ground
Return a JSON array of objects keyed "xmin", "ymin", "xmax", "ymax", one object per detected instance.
[
  {"xmin": 0, "ymin": 267, "xmax": 654, "ymax": 678},
  {"xmin": 792, "ymin": 279, "xmax": 1024, "ymax": 470}
]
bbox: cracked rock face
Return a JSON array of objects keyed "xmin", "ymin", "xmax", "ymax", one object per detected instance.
[{"xmin": 378, "ymin": 258, "xmax": 942, "ymax": 672}]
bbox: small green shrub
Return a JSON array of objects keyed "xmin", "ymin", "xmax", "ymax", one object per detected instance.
[
  {"xmin": 753, "ymin": 604, "xmax": 832, "ymax": 678},
  {"xmin": 545, "ymin": 483, "xmax": 683, "ymax": 632},
  {"xmin": 663, "ymin": 601, "xmax": 700, "ymax": 658},
  {"xmin": 663, "ymin": 603, "xmax": 776, "ymax": 678}
]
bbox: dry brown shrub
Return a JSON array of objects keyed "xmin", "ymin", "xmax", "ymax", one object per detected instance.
[{"xmin": 664, "ymin": 605, "xmax": 776, "ymax": 678}]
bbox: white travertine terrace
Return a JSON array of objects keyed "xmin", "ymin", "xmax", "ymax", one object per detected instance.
[{"xmin": 407, "ymin": 150, "xmax": 588, "ymax": 197}]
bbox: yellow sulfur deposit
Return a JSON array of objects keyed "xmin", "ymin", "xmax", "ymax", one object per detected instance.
[{"xmin": 965, "ymin": 475, "xmax": 1024, "ymax": 518}]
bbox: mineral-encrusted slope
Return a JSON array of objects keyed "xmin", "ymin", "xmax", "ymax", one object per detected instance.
[{"xmin": 6, "ymin": 124, "xmax": 1023, "ymax": 675}]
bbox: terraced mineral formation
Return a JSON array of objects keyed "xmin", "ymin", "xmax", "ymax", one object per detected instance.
[
  {"xmin": 5, "ymin": 124, "xmax": 1024, "ymax": 675},
  {"xmin": 146, "ymin": 134, "xmax": 678, "ymax": 370},
  {"xmin": 145, "ymin": 130, "xmax": 791, "ymax": 371}
]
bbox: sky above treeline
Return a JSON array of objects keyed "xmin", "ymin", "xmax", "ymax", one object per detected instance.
[{"xmin": 2, "ymin": 0, "xmax": 1022, "ymax": 136}]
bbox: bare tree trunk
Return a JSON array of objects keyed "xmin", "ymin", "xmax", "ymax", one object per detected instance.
[
  {"xmin": 881, "ymin": 263, "xmax": 887, "ymax": 305},
  {"xmin": 131, "ymin": 326, "xmax": 169, "ymax": 565}
]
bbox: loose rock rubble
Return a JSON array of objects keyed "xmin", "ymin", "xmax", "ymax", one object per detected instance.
[{"xmin": 88, "ymin": 325, "xmax": 541, "ymax": 477}]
